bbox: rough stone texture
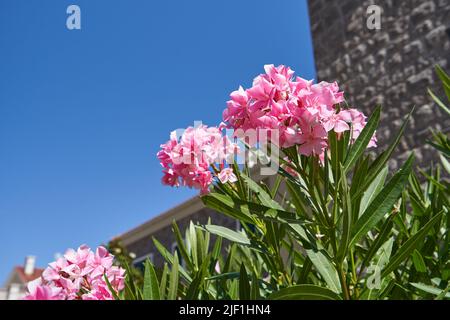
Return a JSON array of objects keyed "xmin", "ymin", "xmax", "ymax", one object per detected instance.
[
  {"xmin": 308, "ymin": 0, "xmax": 450, "ymax": 168},
  {"xmin": 125, "ymin": 208, "xmax": 236, "ymax": 268}
]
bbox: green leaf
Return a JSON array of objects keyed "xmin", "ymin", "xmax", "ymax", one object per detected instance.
[
  {"xmin": 366, "ymin": 237, "xmax": 394, "ymax": 300},
  {"xmin": 411, "ymin": 283, "xmax": 450, "ymax": 299},
  {"xmin": 428, "ymin": 88, "xmax": 450, "ymax": 116},
  {"xmin": 104, "ymin": 274, "xmax": 121, "ymax": 300},
  {"xmin": 412, "ymin": 250, "xmax": 427, "ymax": 273},
  {"xmin": 382, "ymin": 212, "xmax": 442, "ymax": 277},
  {"xmin": 185, "ymin": 256, "xmax": 209, "ymax": 299},
  {"xmin": 211, "ymin": 236, "xmax": 222, "ymax": 261},
  {"xmin": 189, "ymin": 222, "xmax": 198, "ymax": 267},
  {"xmin": 337, "ymin": 165, "xmax": 352, "ymax": 262},
  {"xmin": 120, "ymin": 257, "xmax": 138, "ymax": 300},
  {"xmin": 354, "ymin": 106, "xmax": 415, "ymax": 200},
  {"xmin": 250, "ymin": 272, "xmax": 260, "ymax": 300},
  {"xmin": 359, "ymin": 166, "xmax": 388, "ymax": 216},
  {"xmin": 435, "ymin": 65, "xmax": 450, "ymax": 102},
  {"xmin": 288, "ymin": 224, "xmax": 318, "ymax": 250},
  {"xmin": 306, "ymin": 249, "xmax": 341, "ymax": 293},
  {"xmin": 167, "ymin": 253, "xmax": 179, "ymax": 300},
  {"xmin": 204, "ymin": 225, "xmax": 250, "ymax": 245},
  {"xmin": 350, "ymin": 154, "xmax": 414, "ymax": 247},
  {"xmin": 285, "ymin": 180, "xmax": 308, "ymax": 216},
  {"xmin": 201, "ymin": 193, "xmax": 255, "ymax": 224},
  {"xmin": 361, "ymin": 214, "xmax": 394, "ymax": 269},
  {"xmin": 269, "ymin": 285, "xmax": 342, "ymax": 300},
  {"xmin": 240, "ymin": 173, "xmax": 283, "ymax": 210},
  {"xmin": 153, "ymin": 238, "xmax": 192, "ymax": 282},
  {"xmin": 143, "ymin": 259, "xmax": 160, "ymax": 300},
  {"xmin": 436, "ymin": 283, "xmax": 450, "ymax": 300},
  {"xmin": 124, "ymin": 281, "xmax": 137, "ymax": 300},
  {"xmin": 204, "ymin": 192, "xmax": 305, "ymax": 225},
  {"xmin": 159, "ymin": 263, "xmax": 169, "ymax": 299},
  {"xmin": 436, "ymin": 65, "xmax": 450, "ymax": 85},
  {"xmin": 375, "ymin": 237, "xmax": 393, "ymax": 270},
  {"xmin": 239, "ymin": 264, "xmax": 251, "ymax": 300},
  {"xmin": 344, "ymin": 106, "xmax": 380, "ymax": 172},
  {"xmin": 206, "ymin": 272, "xmax": 240, "ymax": 281},
  {"xmin": 440, "ymin": 154, "xmax": 450, "ymax": 174},
  {"xmin": 172, "ymin": 221, "xmax": 194, "ymax": 271}
]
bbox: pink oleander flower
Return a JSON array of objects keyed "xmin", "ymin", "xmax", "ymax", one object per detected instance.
[
  {"xmin": 157, "ymin": 124, "xmax": 238, "ymax": 194},
  {"xmin": 298, "ymin": 117, "xmax": 328, "ymax": 156},
  {"xmin": 159, "ymin": 65, "xmax": 377, "ymax": 191},
  {"xmin": 323, "ymin": 111, "xmax": 351, "ymax": 133},
  {"xmin": 24, "ymin": 245, "xmax": 125, "ymax": 300},
  {"xmin": 341, "ymin": 108, "xmax": 377, "ymax": 148},
  {"xmin": 24, "ymin": 278, "xmax": 63, "ymax": 300},
  {"xmin": 221, "ymin": 64, "xmax": 376, "ymax": 158},
  {"xmin": 218, "ymin": 167, "xmax": 237, "ymax": 184}
]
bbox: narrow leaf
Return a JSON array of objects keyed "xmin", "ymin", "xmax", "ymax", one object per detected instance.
[
  {"xmin": 239, "ymin": 264, "xmax": 251, "ymax": 300},
  {"xmin": 344, "ymin": 106, "xmax": 380, "ymax": 172},
  {"xmin": 204, "ymin": 225, "xmax": 250, "ymax": 245},
  {"xmin": 351, "ymin": 154, "xmax": 414, "ymax": 247},
  {"xmin": 168, "ymin": 253, "xmax": 179, "ymax": 300},
  {"xmin": 269, "ymin": 285, "xmax": 342, "ymax": 300},
  {"xmin": 411, "ymin": 283, "xmax": 450, "ymax": 298},
  {"xmin": 382, "ymin": 212, "xmax": 442, "ymax": 277},
  {"xmin": 359, "ymin": 166, "xmax": 388, "ymax": 216},
  {"xmin": 306, "ymin": 250, "xmax": 341, "ymax": 293},
  {"xmin": 143, "ymin": 259, "xmax": 160, "ymax": 300}
]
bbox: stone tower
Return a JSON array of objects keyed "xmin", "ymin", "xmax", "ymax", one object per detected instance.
[{"xmin": 308, "ymin": 0, "xmax": 450, "ymax": 168}]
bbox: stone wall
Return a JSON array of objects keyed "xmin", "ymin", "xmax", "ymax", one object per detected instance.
[{"xmin": 308, "ymin": 0, "xmax": 450, "ymax": 168}]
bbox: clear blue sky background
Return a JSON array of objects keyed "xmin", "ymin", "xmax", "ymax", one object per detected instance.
[{"xmin": 0, "ymin": 0, "xmax": 315, "ymax": 282}]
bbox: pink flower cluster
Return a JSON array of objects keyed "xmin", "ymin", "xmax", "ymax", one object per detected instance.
[
  {"xmin": 223, "ymin": 64, "xmax": 376, "ymax": 156},
  {"xmin": 157, "ymin": 125, "xmax": 238, "ymax": 194},
  {"xmin": 158, "ymin": 65, "xmax": 377, "ymax": 192},
  {"xmin": 24, "ymin": 245, "xmax": 125, "ymax": 300}
]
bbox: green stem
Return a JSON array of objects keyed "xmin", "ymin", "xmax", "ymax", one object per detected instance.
[
  {"xmin": 338, "ymin": 265, "xmax": 351, "ymax": 300},
  {"xmin": 350, "ymin": 249, "xmax": 359, "ymax": 298}
]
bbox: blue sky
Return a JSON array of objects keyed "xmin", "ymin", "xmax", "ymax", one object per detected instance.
[{"xmin": 0, "ymin": 0, "xmax": 315, "ymax": 282}]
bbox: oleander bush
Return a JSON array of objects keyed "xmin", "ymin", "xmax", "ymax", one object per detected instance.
[{"xmin": 25, "ymin": 65, "xmax": 450, "ymax": 300}]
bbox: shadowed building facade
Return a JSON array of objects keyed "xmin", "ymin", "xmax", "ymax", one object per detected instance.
[{"xmin": 115, "ymin": 197, "xmax": 237, "ymax": 268}]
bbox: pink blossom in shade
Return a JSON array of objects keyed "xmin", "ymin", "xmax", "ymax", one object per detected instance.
[
  {"xmin": 218, "ymin": 167, "xmax": 238, "ymax": 184},
  {"xmin": 368, "ymin": 134, "xmax": 378, "ymax": 148},
  {"xmin": 24, "ymin": 245, "xmax": 125, "ymax": 300},
  {"xmin": 342, "ymin": 108, "xmax": 377, "ymax": 148},
  {"xmin": 298, "ymin": 114, "xmax": 328, "ymax": 156},
  {"xmin": 323, "ymin": 112, "xmax": 351, "ymax": 133}
]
